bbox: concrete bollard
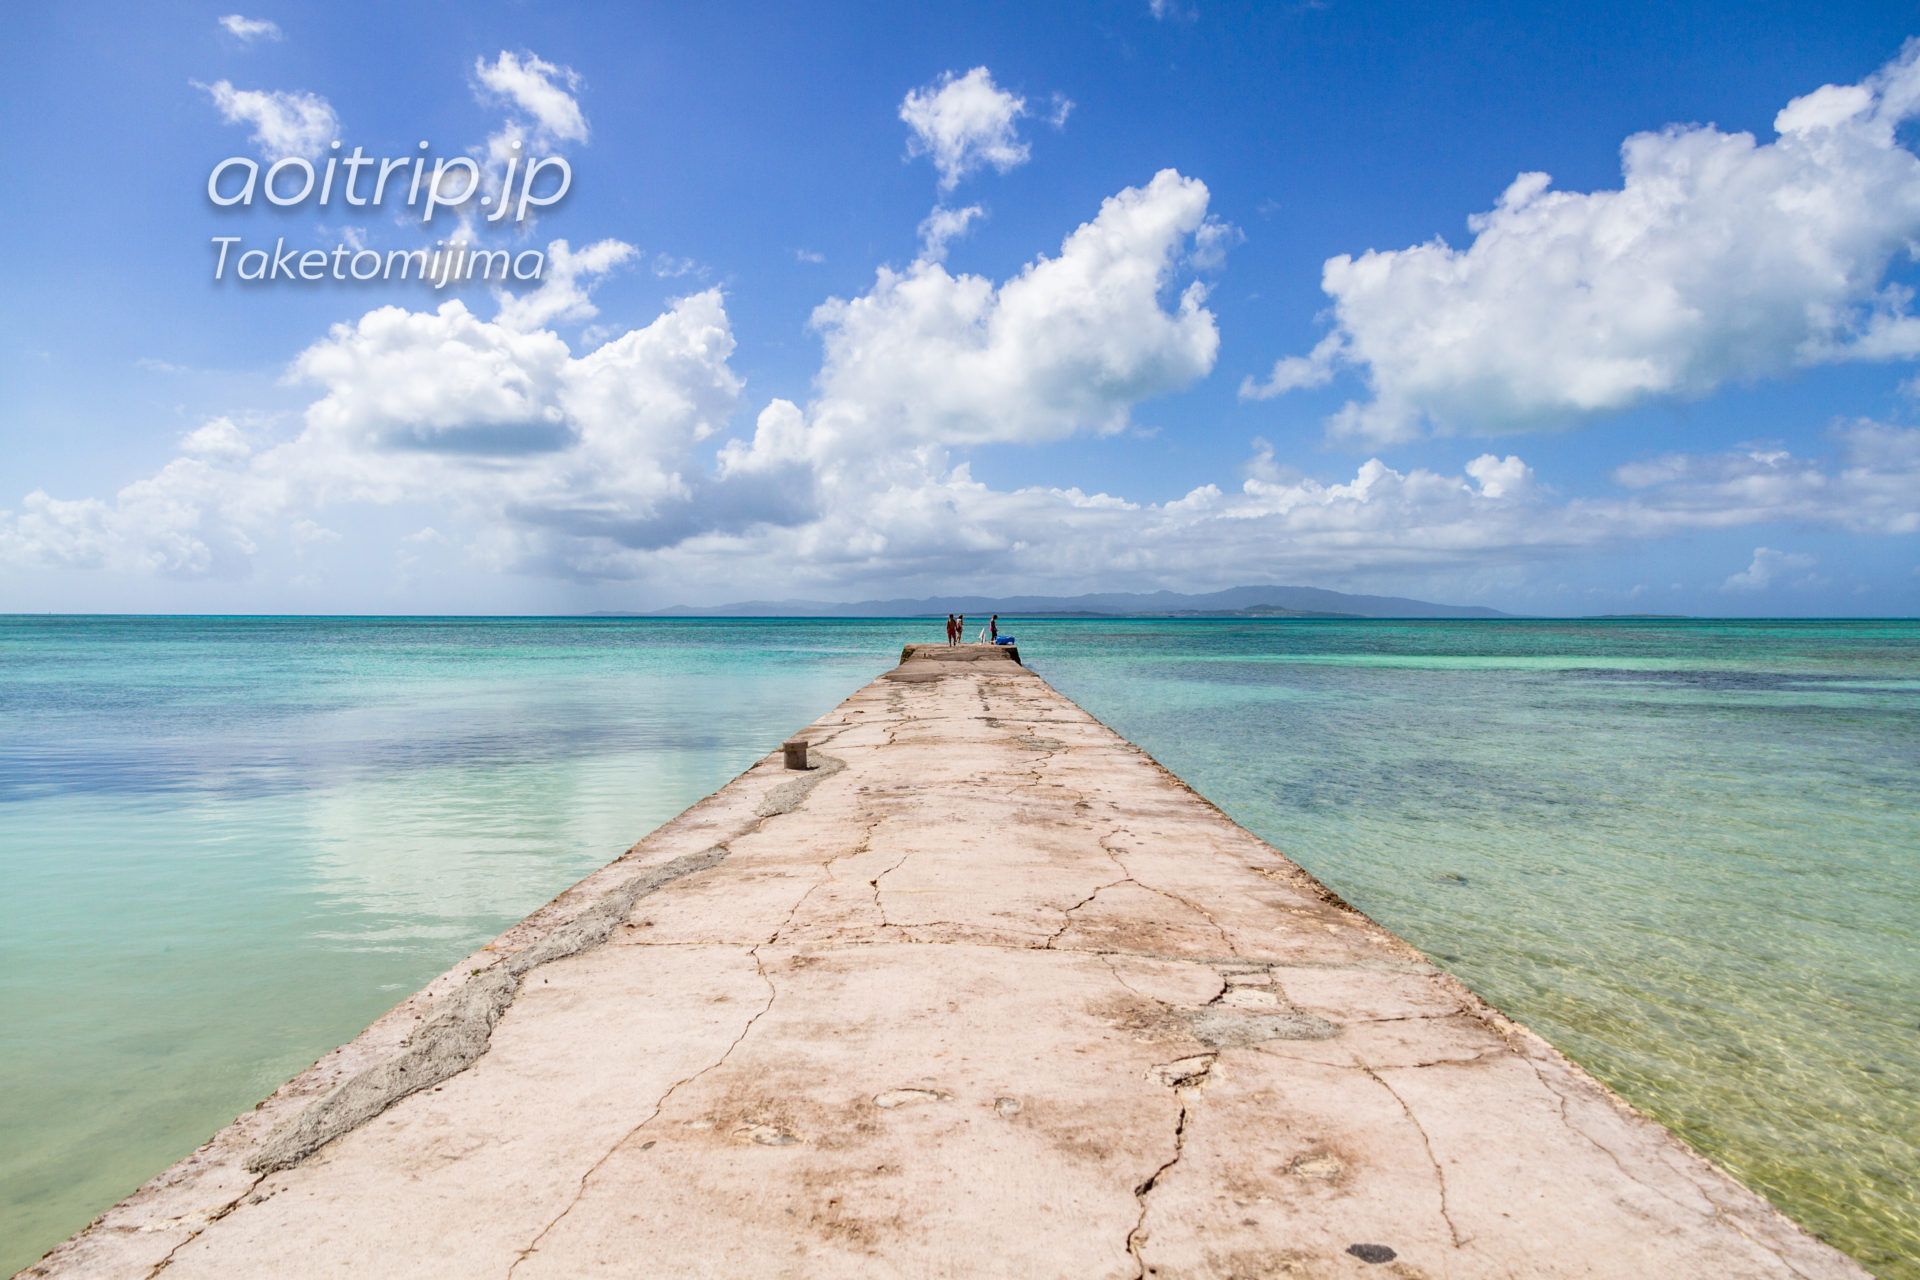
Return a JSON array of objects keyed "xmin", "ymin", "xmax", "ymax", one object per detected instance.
[{"xmin": 782, "ymin": 738, "xmax": 809, "ymax": 770}]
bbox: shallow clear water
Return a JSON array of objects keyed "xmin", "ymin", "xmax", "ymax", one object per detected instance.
[{"xmin": 2, "ymin": 617, "xmax": 1914, "ymax": 1276}]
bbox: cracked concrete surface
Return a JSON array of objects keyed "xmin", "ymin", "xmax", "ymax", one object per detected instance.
[{"xmin": 21, "ymin": 643, "xmax": 1868, "ymax": 1279}]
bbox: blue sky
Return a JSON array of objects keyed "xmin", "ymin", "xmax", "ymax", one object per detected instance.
[{"xmin": 3, "ymin": 0, "xmax": 1918, "ymax": 614}]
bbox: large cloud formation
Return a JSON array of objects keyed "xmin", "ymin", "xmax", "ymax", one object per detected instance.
[
  {"xmin": 0, "ymin": 169, "xmax": 1222, "ymax": 586},
  {"xmin": 0, "ymin": 249, "xmax": 744, "ymax": 579},
  {"xmin": 8, "ymin": 49, "xmax": 1920, "ymax": 603},
  {"xmin": 1245, "ymin": 41, "xmax": 1920, "ymax": 443},
  {"xmin": 794, "ymin": 168, "xmax": 1220, "ymax": 454},
  {"xmin": 6, "ymin": 172, "xmax": 1920, "ymax": 599}
]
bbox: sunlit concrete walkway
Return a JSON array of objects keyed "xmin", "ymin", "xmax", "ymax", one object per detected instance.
[{"xmin": 25, "ymin": 643, "xmax": 1865, "ymax": 1279}]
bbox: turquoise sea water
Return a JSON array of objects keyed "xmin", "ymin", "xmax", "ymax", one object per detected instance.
[{"xmin": 1, "ymin": 618, "xmax": 1915, "ymax": 1276}]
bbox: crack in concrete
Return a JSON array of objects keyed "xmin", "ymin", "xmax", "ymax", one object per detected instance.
[
  {"xmin": 1339, "ymin": 1009, "xmax": 1472, "ymax": 1026},
  {"xmin": 1043, "ymin": 877, "xmax": 1133, "ymax": 949},
  {"xmin": 1150, "ymin": 885, "xmax": 1240, "ymax": 957},
  {"xmin": 1092, "ymin": 827, "xmax": 1141, "ymax": 885},
  {"xmin": 764, "ymin": 872, "xmax": 832, "ymax": 946},
  {"xmin": 1125, "ymin": 1107, "xmax": 1187, "ymax": 1277},
  {"xmin": 1098, "ymin": 966, "xmax": 1218, "ymax": 1280},
  {"xmin": 1125, "ymin": 1087, "xmax": 1200, "ymax": 1278},
  {"xmin": 1526, "ymin": 1053, "xmax": 1671, "ymax": 1201},
  {"xmin": 768, "ymin": 810, "xmax": 891, "ymax": 945},
  {"xmin": 1361, "ymin": 1061, "xmax": 1466, "ymax": 1249},
  {"xmin": 1098, "ymin": 954, "xmax": 1154, "ymax": 1002},
  {"xmin": 146, "ymin": 1184, "xmax": 261, "ymax": 1276},
  {"xmin": 869, "ymin": 849, "xmax": 913, "ymax": 931},
  {"xmin": 1097, "ymin": 828, "xmax": 1242, "ymax": 960},
  {"xmin": 505, "ymin": 947, "xmax": 780, "ymax": 1279}
]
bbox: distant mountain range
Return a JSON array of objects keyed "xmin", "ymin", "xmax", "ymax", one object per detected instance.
[{"xmin": 623, "ymin": 585, "xmax": 1508, "ymax": 619}]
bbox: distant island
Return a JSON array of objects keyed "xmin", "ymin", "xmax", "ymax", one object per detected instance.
[{"xmin": 611, "ymin": 584, "xmax": 1510, "ymax": 620}]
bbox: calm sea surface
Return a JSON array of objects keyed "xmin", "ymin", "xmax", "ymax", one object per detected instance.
[{"xmin": 1, "ymin": 617, "xmax": 1914, "ymax": 1275}]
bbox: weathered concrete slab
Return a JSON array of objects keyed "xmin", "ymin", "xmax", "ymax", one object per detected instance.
[{"xmin": 21, "ymin": 644, "xmax": 1867, "ymax": 1279}]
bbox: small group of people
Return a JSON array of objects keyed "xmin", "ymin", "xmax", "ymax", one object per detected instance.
[{"xmin": 944, "ymin": 613, "xmax": 1000, "ymax": 644}]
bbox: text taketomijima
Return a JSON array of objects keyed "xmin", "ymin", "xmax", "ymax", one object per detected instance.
[{"xmin": 210, "ymin": 238, "xmax": 545, "ymax": 286}]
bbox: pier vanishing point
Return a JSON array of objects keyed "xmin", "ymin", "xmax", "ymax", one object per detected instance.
[{"xmin": 25, "ymin": 644, "xmax": 1868, "ymax": 1279}]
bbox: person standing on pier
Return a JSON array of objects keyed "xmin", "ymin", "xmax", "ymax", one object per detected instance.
[
  {"xmin": 945, "ymin": 614, "xmax": 956, "ymax": 645},
  {"xmin": 957, "ymin": 615, "xmax": 965, "ymax": 645},
  {"xmin": 989, "ymin": 615, "xmax": 999, "ymax": 643}
]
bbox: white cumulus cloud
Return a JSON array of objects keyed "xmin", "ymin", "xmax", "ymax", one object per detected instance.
[
  {"xmin": 473, "ymin": 51, "xmax": 588, "ymax": 146},
  {"xmin": 1724, "ymin": 547, "xmax": 1817, "ymax": 591},
  {"xmin": 179, "ymin": 417, "xmax": 253, "ymax": 462},
  {"xmin": 1251, "ymin": 40, "xmax": 1920, "ymax": 443},
  {"xmin": 198, "ymin": 79, "xmax": 338, "ymax": 159},
  {"xmin": 916, "ymin": 204, "xmax": 983, "ymax": 261},
  {"xmin": 491, "ymin": 238, "xmax": 636, "ymax": 333},
  {"xmin": 719, "ymin": 169, "xmax": 1219, "ymax": 485},
  {"xmin": 0, "ymin": 260, "xmax": 749, "ymax": 580},
  {"xmin": 217, "ymin": 14, "xmax": 282, "ymax": 42},
  {"xmin": 900, "ymin": 67, "xmax": 1033, "ymax": 190},
  {"xmin": 1608, "ymin": 422, "xmax": 1920, "ymax": 535},
  {"xmin": 288, "ymin": 282, "xmax": 742, "ymax": 536}
]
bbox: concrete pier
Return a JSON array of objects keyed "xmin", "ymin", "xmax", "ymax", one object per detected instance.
[{"xmin": 24, "ymin": 644, "xmax": 1866, "ymax": 1278}]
